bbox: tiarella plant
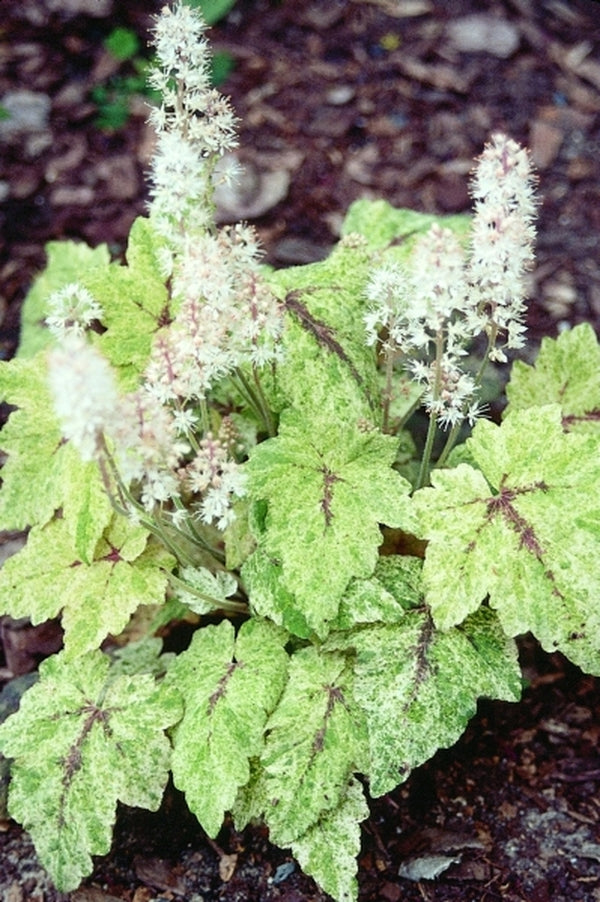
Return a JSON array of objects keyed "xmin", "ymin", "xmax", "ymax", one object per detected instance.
[{"xmin": 1, "ymin": 4, "xmax": 599, "ymax": 900}]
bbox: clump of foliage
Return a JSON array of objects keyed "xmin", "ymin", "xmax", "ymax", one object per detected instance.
[{"xmin": 1, "ymin": 3, "xmax": 599, "ymax": 900}]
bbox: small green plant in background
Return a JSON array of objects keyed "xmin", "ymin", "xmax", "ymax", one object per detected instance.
[
  {"xmin": 92, "ymin": 0, "xmax": 236, "ymax": 132},
  {"xmin": 1, "ymin": 3, "xmax": 600, "ymax": 901},
  {"xmin": 91, "ymin": 26, "xmax": 157, "ymax": 131}
]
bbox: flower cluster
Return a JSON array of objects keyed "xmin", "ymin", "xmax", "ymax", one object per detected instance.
[
  {"xmin": 466, "ymin": 133, "xmax": 537, "ymax": 361},
  {"xmin": 179, "ymin": 419, "xmax": 247, "ymax": 530},
  {"xmin": 49, "ymin": 334, "xmax": 247, "ymax": 524},
  {"xmin": 48, "ymin": 335, "xmax": 118, "ymax": 461},
  {"xmin": 46, "ymin": 2, "xmax": 280, "ymax": 531},
  {"xmin": 145, "ymin": 224, "xmax": 283, "ymax": 406},
  {"xmin": 364, "ymin": 133, "xmax": 537, "ymax": 431},
  {"xmin": 147, "ymin": 0, "xmax": 238, "ymax": 246}
]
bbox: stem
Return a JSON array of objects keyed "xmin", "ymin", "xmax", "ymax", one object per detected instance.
[
  {"xmin": 381, "ymin": 346, "xmax": 395, "ymax": 433},
  {"xmin": 169, "ymin": 498, "xmax": 227, "ymax": 565},
  {"xmin": 415, "ymin": 329, "xmax": 444, "ymax": 489},
  {"xmin": 416, "ymin": 413, "xmax": 438, "ymax": 490},
  {"xmin": 252, "ymin": 364, "xmax": 277, "ymax": 437},
  {"xmin": 435, "ymin": 420, "xmax": 461, "ymax": 469},
  {"xmin": 168, "ymin": 572, "xmax": 248, "ymax": 615},
  {"xmin": 234, "ymin": 367, "xmax": 276, "ymax": 437},
  {"xmin": 435, "ymin": 323, "xmax": 499, "ymax": 469},
  {"xmin": 199, "ymin": 397, "xmax": 211, "ymax": 434}
]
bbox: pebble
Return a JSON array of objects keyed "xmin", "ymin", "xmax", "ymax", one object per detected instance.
[
  {"xmin": 45, "ymin": 0, "xmax": 113, "ymax": 15},
  {"xmin": 326, "ymin": 85, "xmax": 356, "ymax": 106},
  {"xmin": 0, "ymin": 90, "xmax": 51, "ymax": 142},
  {"xmin": 446, "ymin": 14, "xmax": 520, "ymax": 58},
  {"xmin": 213, "ymin": 153, "xmax": 290, "ymax": 222}
]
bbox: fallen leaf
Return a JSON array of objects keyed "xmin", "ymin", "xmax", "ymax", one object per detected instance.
[
  {"xmin": 399, "ymin": 852, "xmax": 462, "ymax": 881},
  {"xmin": 219, "ymin": 851, "xmax": 238, "ymax": 882}
]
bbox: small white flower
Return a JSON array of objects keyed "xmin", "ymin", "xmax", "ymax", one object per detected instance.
[{"xmin": 46, "ymin": 283, "xmax": 103, "ymax": 339}]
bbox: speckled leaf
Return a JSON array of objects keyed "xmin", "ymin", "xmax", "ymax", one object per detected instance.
[
  {"xmin": 242, "ymin": 547, "xmax": 313, "ymax": 638},
  {"xmin": 18, "ymin": 240, "xmax": 110, "ymax": 359},
  {"xmin": 0, "ymin": 515, "xmax": 175, "ymax": 658},
  {"xmin": 245, "ymin": 412, "xmax": 415, "ymax": 636},
  {"xmin": 267, "ymin": 241, "xmax": 381, "ymax": 422},
  {"xmin": 173, "ymin": 565, "xmax": 238, "ymax": 615},
  {"xmin": 0, "ymin": 354, "xmax": 112, "ymax": 550},
  {"xmin": 291, "ymin": 777, "xmax": 369, "ymax": 902},
  {"xmin": 341, "ymin": 198, "xmax": 470, "ymax": 255},
  {"xmin": 166, "ymin": 619, "xmax": 288, "ymax": 837},
  {"xmin": 85, "ymin": 217, "xmax": 173, "ymax": 388},
  {"xmin": 258, "ymin": 646, "xmax": 368, "ymax": 847},
  {"xmin": 332, "ymin": 573, "xmax": 406, "ymax": 631},
  {"xmin": 337, "ymin": 605, "xmax": 520, "ymax": 797},
  {"xmin": 414, "ymin": 405, "xmax": 600, "ymax": 673},
  {"xmin": 332, "ymin": 554, "xmax": 426, "ymax": 631},
  {"xmin": 506, "ymin": 323, "xmax": 600, "ymax": 433},
  {"xmin": 0, "ymin": 650, "xmax": 182, "ymax": 892}
]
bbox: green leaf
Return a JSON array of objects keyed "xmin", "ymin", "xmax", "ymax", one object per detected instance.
[
  {"xmin": 18, "ymin": 241, "xmax": 110, "ymax": 359},
  {"xmin": 85, "ymin": 217, "xmax": 172, "ymax": 388},
  {"xmin": 341, "ymin": 198, "xmax": 470, "ymax": 255},
  {"xmin": 104, "ymin": 26, "xmax": 140, "ymax": 61},
  {"xmin": 0, "ymin": 650, "xmax": 182, "ymax": 892},
  {"xmin": 414, "ymin": 405, "xmax": 600, "ymax": 672},
  {"xmin": 291, "ymin": 777, "xmax": 369, "ymax": 902},
  {"xmin": 336, "ymin": 605, "xmax": 520, "ymax": 797},
  {"xmin": 0, "ymin": 354, "xmax": 113, "ymax": 549},
  {"xmin": 241, "ymin": 547, "xmax": 312, "ymax": 637},
  {"xmin": 173, "ymin": 565, "xmax": 238, "ymax": 615},
  {"xmin": 185, "ymin": 0, "xmax": 238, "ymax": 25},
  {"xmin": 332, "ymin": 572, "xmax": 406, "ymax": 631},
  {"xmin": 267, "ymin": 241, "xmax": 382, "ymax": 423},
  {"xmin": 166, "ymin": 619, "xmax": 288, "ymax": 837},
  {"xmin": 506, "ymin": 323, "xmax": 600, "ymax": 433},
  {"xmin": 0, "ymin": 515, "xmax": 175, "ymax": 658},
  {"xmin": 258, "ymin": 646, "xmax": 368, "ymax": 847},
  {"xmin": 244, "ymin": 413, "xmax": 416, "ymax": 636}
]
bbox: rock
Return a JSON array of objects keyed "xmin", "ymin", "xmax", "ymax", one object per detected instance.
[
  {"xmin": 45, "ymin": 0, "xmax": 113, "ymax": 16},
  {"xmin": 446, "ymin": 14, "xmax": 520, "ymax": 58},
  {"xmin": 49, "ymin": 184, "xmax": 95, "ymax": 206},
  {"xmin": 0, "ymin": 90, "xmax": 51, "ymax": 143},
  {"xmin": 325, "ymin": 85, "xmax": 356, "ymax": 106},
  {"xmin": 214, "ymin": 153, "xmax": 290, "ymax": 222},
  {"xmin": 95, "ymin": 155, "xmax": 140, "ymax": 200}
]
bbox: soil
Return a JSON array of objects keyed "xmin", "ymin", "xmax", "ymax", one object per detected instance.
[{"xmin": 1, "ymin": 0, "xmax": 600, "ymax": 900}]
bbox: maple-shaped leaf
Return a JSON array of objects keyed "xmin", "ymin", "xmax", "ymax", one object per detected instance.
[
  {"xmin": 241, "ymin": 547, "xmax": 312, "ymax": 637},
  {"xmin": 414, "ymin": 405, "xmax": 600, "ymax": 672},
  {"xmin": 166, "ymin": 618, "xmax": 288, "ymax": 837},
  {"xmin": 257, "ymin": 645, "xmax": 368, "ymax": 847},
  {"xmin": 244, "ymin": 412, "xmax": 416, "ymax": 636},
  {"xmin": 0, "ymin": 649, "xmax": 182, "ymax": 892},
  {"xmin": 506, "ymin": 323, "xmax": 600, "ymax": 433},
  {"xmin": 291, "ymin": 777, "xmax": 369, "ymax": 902},
  {"xmin": 332, "ymin": 554, "xmax": 425, "ymax": 632},
  {"xmin": 0, "ymin": 354, "xmax": 113, "ymax": 553},
  {"xmin": 17, "ymin": 239, "xmax": 111, "ymax": 359},
  {"xmin": 0, "ymin": 515, "xmax": 175, "ymax": 658},
  {"xmin": 341, "ymin": 198, "xmax": 470, "ymax": 255},
  {"xmin": 267, "ymin": 241, "xmax": 382, "ymax": 423},
  {"xmin": 336, "ymin": 607, "xmax": 520, "ymax": 797},
  {"xmin": 84, "ymin": 217, "xmax": 173, "ymax": 388}
]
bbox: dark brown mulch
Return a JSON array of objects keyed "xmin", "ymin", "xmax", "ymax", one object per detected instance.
[{"xmin": 1, "ymin": 1, "xmax": 600, "ymax": 900}]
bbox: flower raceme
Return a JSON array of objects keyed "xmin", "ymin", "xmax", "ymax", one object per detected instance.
[
  {"xmin": 46, "ymin": 1, "xmax": 279, "ymax": 527},
  {"xmin": 364, "ymin": 132, "xmax": 537, "ymax": 431}
]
